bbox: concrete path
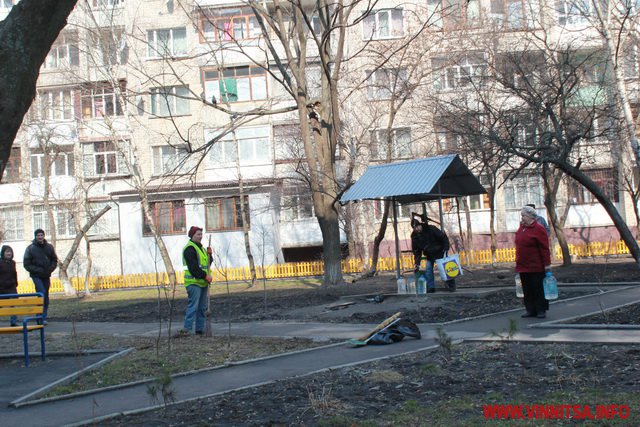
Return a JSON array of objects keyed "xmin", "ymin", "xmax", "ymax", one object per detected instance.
[{"xmin": 1, "ymin": 286, "xmax": 639, "ymax": 427}]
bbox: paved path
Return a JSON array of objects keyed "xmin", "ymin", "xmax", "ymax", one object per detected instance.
[{"xmin": 1, "ymin": 286, "xmax": 639, "ymax": 427}]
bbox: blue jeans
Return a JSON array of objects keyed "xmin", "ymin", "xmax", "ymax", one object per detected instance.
[
  {"xmin": 184, "ymin": 285, "xmax": 209, "ymax": 333},
  {"xmin": 32, "ymin": 277, "xmax": 51, "ymax": 319}
]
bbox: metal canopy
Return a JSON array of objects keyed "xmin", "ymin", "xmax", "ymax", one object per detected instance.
[{"xmin": 340, "ymin": 154, "xmax": 486, "ymax": 205}]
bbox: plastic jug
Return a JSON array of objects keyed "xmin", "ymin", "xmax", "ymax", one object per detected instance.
[
  {"xmin": 543, "ymin": 271, "xmax": 558, "ymax": 300},
  {"xmin": 515, "ymin": 273, "xmax": 524, "ymax": 298},
  {"xmin": 406, "ymin": 276, "xmax": 416, "ymax": 294},
  {"xmin": 416, "ymin": 274, "xmax": 427, "ymax": 295},
  {"xmin": 397, "ymin": 277, "xmax": 407, "ymax": 294}
]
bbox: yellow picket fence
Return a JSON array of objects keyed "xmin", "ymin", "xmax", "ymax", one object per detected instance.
[{"xmin": 16, "ymin": 239, "xmax": 633, "ymax": 293}]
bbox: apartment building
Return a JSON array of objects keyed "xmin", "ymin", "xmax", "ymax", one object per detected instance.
[{"xmin": 0, "ymin": 0, "xmax": 638, "ymax": 278}]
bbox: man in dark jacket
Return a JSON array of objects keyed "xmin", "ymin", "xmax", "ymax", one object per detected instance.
[
  {"xmin": 24, "ymin": 229, "xmax": 58, "ymax": 321},
  {"xmin": 413, "ymin": 218, "xmax": 455, "ymax": 293}
]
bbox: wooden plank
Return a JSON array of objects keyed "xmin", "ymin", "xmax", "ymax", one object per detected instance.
[
  {"xmin": 0, "ymin": 307, "xmax": 44, "ymax": 316},
  {"xmin": 0, "ymin": 297, "xmax": 44, "ymax": 307},
  {"xmin": 350, "ymin": 311, "xmax": 402, "ymax": 345},
  {"xmin": 0, "ymin": 325, "xmax": 44, "ymax": 334}
]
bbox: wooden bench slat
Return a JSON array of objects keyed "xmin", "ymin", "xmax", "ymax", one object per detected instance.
[
  {"xmin": 0, "ymin": 307, "xmax": 44, "ymax": 316},
  {"xmin": 0, "ymin": 325, "xmax": 44, "ymax": 334},
  {"xmin": 0, "ymin": 297, "xmax": 44, "ymax": 307}
]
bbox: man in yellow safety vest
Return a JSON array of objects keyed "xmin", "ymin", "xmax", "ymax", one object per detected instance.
[{"xmin": 179, "ymin": 226, "xmax": 212, "ymax": 336}]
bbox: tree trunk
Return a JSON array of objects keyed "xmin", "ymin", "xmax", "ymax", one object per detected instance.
[
  {"xmin": 542, "ymin": 164, "xmax": 572, "ymax": 266},
  {"xmin": 562, "ymin": 163, "xmax": 640, "ymax": 265},
  {"xmin": 364, "ymin": 200, "xmax": 390, "ymax": 277},
  {"xmin": 0, "ymin": 0, "xmax": 79, "ymax": 181},
  {"xmin": 58, "ymin": 205, "xmax": 111, "ymax": 295}
]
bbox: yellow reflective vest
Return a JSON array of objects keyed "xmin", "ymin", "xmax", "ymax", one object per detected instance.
[{"xmin": 182, "ymin": 240, "xmax": 210, "ymax": 287}]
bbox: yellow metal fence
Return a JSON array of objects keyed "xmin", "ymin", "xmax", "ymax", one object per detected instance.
[{"xmin": 16, "ymin": 240, "xmax": 633, "ymax": 293}]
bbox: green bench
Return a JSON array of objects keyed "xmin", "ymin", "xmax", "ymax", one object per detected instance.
[{"xmin": 0, "ymin": 293, "xmax": 46, "ymax": 367}]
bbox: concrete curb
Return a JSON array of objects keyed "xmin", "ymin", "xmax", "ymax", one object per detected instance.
[
  {"xmin": 66, "ymin": 339, "xmax": 441, "ymax": 427},
  {"xmin": 10, "ymin": 348, "xmax": 135, "ymax": 408},
  {"xmin": 15, "ymin": 341, "xmax": 345, "ymax": 409},
  {"xmin": 532, "ymin": 298, "xmax": 640, "ymax": 330}
]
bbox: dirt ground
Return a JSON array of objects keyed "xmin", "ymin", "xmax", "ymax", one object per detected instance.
[
  {"xmin": 32, "ymin": 259, "xmax": 640, "ymax": 425},
  {"xmin": 50, "ymin": 258, "xmax": 640, "ymax": 325}
]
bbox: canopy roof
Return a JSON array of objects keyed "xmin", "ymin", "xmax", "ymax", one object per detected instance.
[{"xmin": 340, "ymin": 154, "xmax": 486, "ymax": 205}]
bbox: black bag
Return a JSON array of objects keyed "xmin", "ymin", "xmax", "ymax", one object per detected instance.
[{"xmin": 367, "ymin": 318, "xmax": 421, "ymax": 345}]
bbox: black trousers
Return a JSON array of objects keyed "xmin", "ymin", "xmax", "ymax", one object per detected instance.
[{"xmin": 521, "ymin": 272, "xmax": 548, "ymax": 315}]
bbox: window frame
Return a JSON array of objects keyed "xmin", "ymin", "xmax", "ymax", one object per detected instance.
[
  {"xmin": 142, "ymin": 200, "xmax": 186, "ymax": 236},
  {"xmin": 568, "ymin": 168, "xmax": 619, "ymax": 204},
  {"xmin": 3, "ymin": 146, "xmax": 21, "ymax": 184},
  {"xmin": 202, "ymin": 66, "xmax": 268, "ymax": 104},
  {"xmin": 199, "ymin": 7, "xmax": 261, "ymax": 43},
  {"xmin": 503, "ymin": 172, "xmax": 544, "ymax": 209},
  {"xmin": 147, "ymin": 27, "xmax": 187, "ymax": 58},
  {"xmin": 32, "ymin": 204, "xmax": 76, "ymax": 239},
  {"xmin": 30, "ymin": 147, "xmax": 75, "ymax": 178},
  {"xmin": 43, "ymin": 32, "xmax": 80, "ymax": 69},
  {"xmin": 280, "ymin": 192, "xmax": 314, "ymax": 222},
  {"xmin": 33, "ymin": 88, "xmax": 77, "ymax": 122},
  {"xmin": 209, "ymin": 126, "xmax": 270, "ymax": 166},
  {"xmin": 370, "ymin": 127, "xmax": 412, "ymax": 160},
  {"xmin": 0, "ymin": 206, "xmax": 24, "ymax": 241},
  {"xmin": 150, "ymin": 85, "xmax": 191, "ymax": 117},
  {"xmin": 362, "ymin": 8, "xmax": 404, "ymax": 40},
  {"xmin": 81, "ymin": 82, "xmax": 124, "ymax": 119},
  {"xmin": 205, "ymin": 196, "xmax": 250, "ymax": 232},
  {"xmin": 152, "ymin": 144, "xmax": 192, "ymax": 175},
  {"xmin": 432, "ymin": 54, "xmax": 487, "ymax": 92}
]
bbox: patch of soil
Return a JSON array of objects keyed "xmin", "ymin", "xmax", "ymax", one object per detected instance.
[
  {"xmin": 566, "ymin": 302, "xmax": 640, "ymax": 325},
  {"xmin": 49, "ymin": 259, "xmax": 640, "ymax": 324},
  {"xmin": 98, "ymin": 342, "xmax": 640, "ymax": 426}
]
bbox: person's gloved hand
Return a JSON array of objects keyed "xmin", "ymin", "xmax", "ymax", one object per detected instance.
[
  {"xmin": 207, "ymin": 247, "xmax": 213, "ymax": 255},
  {"xmin": 205, "ymin": 274, "xmax": 213, "ymax": 283}
]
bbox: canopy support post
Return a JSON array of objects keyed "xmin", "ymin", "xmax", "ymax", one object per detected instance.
[{"xmin": 392, "ymin": 198, "xmax": 401, "ymax": 278}]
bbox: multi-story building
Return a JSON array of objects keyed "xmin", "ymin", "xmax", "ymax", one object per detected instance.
[{"xmin": 0, "ymin": 0, "xmax": 638, "ymax": 279}]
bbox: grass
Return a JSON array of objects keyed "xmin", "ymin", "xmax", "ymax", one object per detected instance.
[{"xmin": 38, "ymin": 333, "xmax": 325, "ymax": 397}]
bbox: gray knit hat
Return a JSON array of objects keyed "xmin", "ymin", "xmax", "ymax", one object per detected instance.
[{"xmin": 521, "ymin": 205, "xmax": 537, "ymax": 218}]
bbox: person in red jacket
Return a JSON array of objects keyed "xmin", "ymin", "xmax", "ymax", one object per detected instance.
[{"xmin": 515, "ymin": 205, "xmax": 551, "ymax": 319}]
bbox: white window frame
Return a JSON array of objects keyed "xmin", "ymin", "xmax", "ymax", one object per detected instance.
[
  {"xmin": 203, "ymin": 66, "xmax": 268, "ymax": 103},
  {"xmin": 33, "ymin": 204, "xmax": 76, "ymax": 239},
  {"xmin": 150, "ymin": 86, "xmax": 191, "ymax": 117},
  {"xmin": 200, "ymin": 7, "xmax": 261, "ymax": 42},
  {"xmin": 503, "ymin": 173, "xmax": 544, "ymax": 209},
  {"xmin": 93, "ymin": 0, "xmax": 125, "ymax": 8},
  {"xmin": 433, "ymin": 54, "xmax": 487, "ymax": 91},
  {"xmin": 555, "ymin": 0, "xmax": 591, "ymax": 26},
  {"xmin": 152, "ymin": 144, "xmax": 192, "ymax": 175},
  {"xmin": 362, "ymin": 9, "xmax": 404, "ymax": 40},
  {"xmin": 81, "ymin": 83, "xmax": 123, "ymax": 119},
  {"xmin": 366, "ymin": 68, "xmax": 408, "ymax": 100},
  {"xmin": 1, "ymin": 1, "xmax": 15, "ymax": 10},
  {"xmin": 83, "ymin": 141, "xmax": 127, "ymax": 177},
  {"xmin": 87, "ymin": 201, "xmax": 119, "ymax": 236},
  {"xmin": 209, "ymin": 126, "xmax": 270, "ymax": 166},
  {"xmin": 0, "ymin": 206, "xmax": 24, "ymax": 241},
  {"xmin": 281, "ymin": 193, "xmax": 314, "ymax": 222},
  {"xmin": 43, "ymin": 32, "xmax": 79, "ymax": 69},
  {"xmin": 35, "ymin": 88, "xmax": 76, "ymax": 122},
  {"xmin": 147, "ymin": 27, "xmax": 187, "ymax": 58},
  {"xmin": 30, "ymin": 149, "xmax": 74, "ymax": 178},
  {"xmin": 370, "ymin": 127, "xmax": 412, "ymax": 160}
]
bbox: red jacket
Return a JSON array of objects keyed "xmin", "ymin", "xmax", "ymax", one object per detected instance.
[{"xmin": 515, "ymin": 221, "xmax": 551, "ymax": 273}]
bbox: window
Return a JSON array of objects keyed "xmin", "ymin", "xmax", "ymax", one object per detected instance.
[
  {"xmin": 1, "ymin": 1, "xmax": 15, "ymax": 10},
  {"xmin": 3, "ymin": 147, "xmax": 21, "ymax": 184},
  {"xmin": 568, "ymin": 168, "xmax": 619, "ymax": 204},
  {"xmin": 33, "ymin": 88, "xmax": 77, "ymax": 121},
  {"xmin": 273, "ymin": 123, "xmax": 304, "ymax": 161},
  {"xmin": 205, "ymin": 197, "xmax": 249, "ymax": 231},
  {"xmin": 143, "ymin": 200, "xmax": 186, "ymax": 235},
  {"xmin": 147, "ymin": 28, "xmax": 187, "ymax": 58},
  {"xmin": 33, "ymin": 204, "xmax": 76, "ymax": 239},
  {"xmin": 150, "ymin": 86, "xmax": 190, "ymax": 116},
  {"xmin": 43, "ymin": 32, "xmax": 79, "ymax": 69},
  {"xmin": 432, "ymin": 54, "xmax": 487, "ymax": 91},
  {"xmin": 362, "ymin": 9, "xmax": 404, "ymax": 39},
  {"xmin": 467, "ymin": 176, "xmax": 490, "ymax": 209},
  {"xmin": 203, "ymin": 66, "xmax": 267, "ymax": 103},
  {"xmin": 435, "ymin": 127, "xmax": 462, "ymax": 152},
  {"xmin": 91, "ymin": 27, "xmax": 127, "ymax": 66},
  {"xmin": 0, "ymin": 206, "xmax": 23, "ymax": 241},
  {"xmin": 509, "ymin": 115, "xmax": 537, "ymax": 147},
  {"xmin": 93, "ymin": 0, "xmax": 124, "ymax": 7},
  {"xmin": 83, "ymin": 141, "xmax": 127, "ymax": 177},
  {"xmin": 200, "ymin": 7, "xmax": 261, "ymax": 42},
  {"xmin": 555, "ymin": 0, "xmax": 591, "ymax": 25},
  {"xmin": 30, "ymin": 146, "xmax": 75, "ymax": 178},
  {"xmin": 623, "ymin": 45, "xmax": 639, "ymax": 80},
  {"xmin": 365, "ymin": 68, "xmax": 409, "ymax": 100},
  {"xmin": 81, "ymin": 82, "xmax": 124, "ymax": 119},
  {"xmin": 209, "ymin": 126, "xmax": 270, "ymax": 165},
  {"xmin": 281, "ymin": 193, "xmax": 314, "ymax": 221},
  {"xmin": 152, "ymin": 145, "xmax": 192, "ymax": 175},
  {"xmin": 503, "ymin": 173, "xmax": 544, "ymax": 209},
  {"xmin": 370, "ymin": 128, "xmax": 411, "ymax": 160},
  {"xmin": 373, "ymin": 201, "xmax": 422, "ymax": 221},
  {"xmin": 87, "ymin": 201, "xmax": 119, "ymax": 236}
]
